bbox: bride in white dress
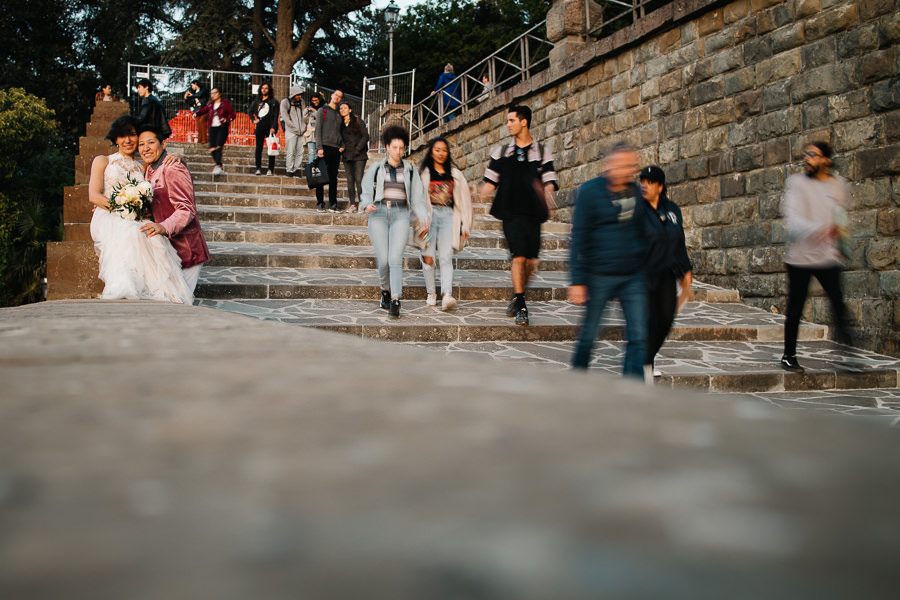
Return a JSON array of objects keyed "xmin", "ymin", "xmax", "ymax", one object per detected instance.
[{"xmin": 88, "ymin": 115, "xmax": 193, "ymax": 304}]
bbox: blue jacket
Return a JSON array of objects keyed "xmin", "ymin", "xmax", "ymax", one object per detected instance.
[
  {"xmin": 569, "ymin": 177, "xmax": 648, "ymax": 284},
  {"xmin": 434, "ymin": 72, "xmax": 460, "ymax": 108}
]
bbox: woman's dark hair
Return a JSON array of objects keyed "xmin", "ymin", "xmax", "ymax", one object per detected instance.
[
  {"xmin": 381, "ymin": 124, "xmax": 409, "ymax": 148},
  {"xmin": 310, "ymin": 92, "xmax": 324, "ymax": 106},
  {"xmin": 258, "ymin": 81, "xmax": 272, "ymax": 98},
  {"xmin": 420, "ymin": 136, "xmax": 455, "ymax": 175},
  {"xmin": 137, "ymin": 123, "xmax": 164, "ymax": 142},
  {"xmin": 136, "ymin": 78, "xmax": 153, "ymax": 93},
  {"xmin": 639, "ymin": 165, "xmax": 667, "ymax": 196},
  {"xmin": 338, "ymin": 102, "xmax": 361, "ymax": 134},
  {"xmin": 105, "ymin": 115, "xmax": 140, "ymax": 143}
]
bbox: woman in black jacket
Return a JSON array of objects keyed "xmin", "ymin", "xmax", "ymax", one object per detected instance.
[
  {"xmin": 639, "ymin": 166, "xmax": 693, "ymax": 378},
  {"xmin": 338, "ymin": 101, "xmax": 369, "ymax": 212},
  {"xmin": 248, "ymin": 82, "xmax": 280, "ymax": 175}
]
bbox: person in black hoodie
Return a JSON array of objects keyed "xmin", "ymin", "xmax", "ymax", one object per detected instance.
[
  {"xmin": 248, "ymin": 82, "xmax": 280, "ymax": 175},
  {"xmin": 136, "ymin": 79, "xmax": 171, "ymax": 140},
  {"xmin": 638, "ymin": 166, "xmax": 692, "ymax": 379}
]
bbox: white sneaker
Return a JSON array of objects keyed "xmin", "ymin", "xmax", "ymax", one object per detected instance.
[
  {"xmin": 426, "ymin": 293, "xmax": 437, "ymax": 306},
  {"xmin": 441, "ymin": 294, "xmax": 457, "ymax": 311},
  {"xmin": 653, "ymin": 368, "xmax": 662, "ymax": 377},
  {"xmin": 213, "ymin": 166, "xmax": 224, "ymax": 175}
]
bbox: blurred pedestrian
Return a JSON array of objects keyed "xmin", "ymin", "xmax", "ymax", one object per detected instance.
[
  {"xmin": 780, "ymin": 141, "xmax": 852, "ymax": 373},
  {"xmin": 280, "ymin": 85, "xmax": 306, "ymax": 177},
  {"xmin": 359, "ymin": 125, "xmax": 429, "ymax": 319},
  {"xmin": 480, "ymin": 105, "xmax": 558, "ymax": 326},
  {"xmin": 416, "ymin": 137, "xmax": 473, "ymax": 311},
  {"xmin": 184, "ymin": 79, "xmax": 210, "ymax": 143},
  {"xmin": 338, "ymin": 101, "xmax": 369, "ymax": 213},
  {"xmin": 194, "ymin": 88, "xmax": 235, "ymax": 176},
  {"xmin": 568, "ymin": 143, "xmax": 648, "ymax": 379},
  {"xmin": 249, "ymin": 81, "xmax": 279, "ymax": 176},
  {"xmin": 431, "ymin": 64, "xmax": 461, "ymax": 123},
  {"xmin": 638, "ymin": 166, "xmax": 692, "ymax": 380}
]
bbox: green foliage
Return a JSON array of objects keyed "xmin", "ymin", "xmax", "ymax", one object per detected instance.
[
  {"xmin": 303, "ymin": 0, "xmax": 551, "ymax": 101},
  {"xmin": 163, "ymin": 0, "xmax": 257, "ymax": 71},
  {"xmin": 0, "ymin": 89, "xmax": 67, "ymax": 306}
]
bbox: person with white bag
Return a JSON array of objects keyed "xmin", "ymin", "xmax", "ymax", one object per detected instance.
[{"xmin": 249, "ymin": 81, "xmax": 280, "ymax": 176}]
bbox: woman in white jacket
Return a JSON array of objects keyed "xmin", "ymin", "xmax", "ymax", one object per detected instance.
[{"xmin": 414, "ymin": 137, "xmax": 474, "ymax": 311}]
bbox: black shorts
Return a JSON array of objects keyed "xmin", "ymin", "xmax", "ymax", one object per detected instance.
[{"xmin": 502, "ymin": 216, "xmax": 542, "ymax": 259}]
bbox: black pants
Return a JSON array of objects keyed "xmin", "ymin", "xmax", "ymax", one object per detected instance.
[
  {"xmin": 784, "ymin": 264, "xmax": 850, "ymax": 356},
  {"xmin": 344, "ymin": 158, "xmax": 366, "ymax": 205},
  {"xmin": 646, "ymin": 269, "xmax": 678, "ymax": 366},
  {"xmin": 254, "ymin": 123, "xmax": 275, "ymax": 172},
  {"xmin": 315, "ymin": 145, "xmax": 341, "ymax": 207},
  {"xmin": 208, "ymin": 125, "xmax": 229, "ymax": 167}
]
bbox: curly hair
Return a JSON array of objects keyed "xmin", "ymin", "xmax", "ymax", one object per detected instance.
[
  {"xmin": 381, "ymin": 124, "xmax": 409, "ymax": 148},
  {"xmin": 105, "ymin": 115, "xmax": 140, "ymax": 143}
]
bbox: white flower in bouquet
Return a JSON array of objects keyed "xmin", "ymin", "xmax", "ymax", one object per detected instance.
[
  {"xmin": 137, "ymin": 181, "xmax": 153, "ymax": 197},
  {"xmin": 108, "ymin": 174, "xmax": 153, "ymax": 221}
]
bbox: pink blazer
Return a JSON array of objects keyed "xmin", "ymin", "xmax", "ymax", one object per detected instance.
[{"xmin": 146, "ymin": 161, "xmax": 210, "ymax": 269}]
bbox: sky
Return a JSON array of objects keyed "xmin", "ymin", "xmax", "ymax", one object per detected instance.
[{"xmin": 370, "ymin": 0, "xmax": 421, "ymax": 13}]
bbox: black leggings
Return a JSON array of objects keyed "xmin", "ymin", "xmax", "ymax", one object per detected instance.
[
  {"xmin": 208, "ymin": 125, "xmax": 229, "ymax": 167},
  {"xmin": 315, "ymin": 145, "xmax": 342, "ymax": 206},
  {"xmin": 784, "ymin": 264, "xmax": 850, "ymax": 356},
  {"xmin": 254, "ymin": 123, "xmax": 275, "ymax": 171},
  {"xmin": 646, "ymin": 269, "xmax": 678, "ymax": 366}
]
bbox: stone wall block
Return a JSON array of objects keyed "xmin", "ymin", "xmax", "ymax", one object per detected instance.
[
  {"xmin": 699, "ymin": 7, "xmax": 725, "ymax": 36},
  {"xmin": 877, "ymin": 208, "xmax": 900, "ymax": 235},
  {"xmin": 684, "ymin": 108, "xmax": 705, "ymax": 133},
  {"xmin": 694, "ymin": 201, "xmax": 735, "ymax": 226},
  {"xmin": 764, "ymin": 138, "xmax": 791, "ymax": 166},
  {"xmin": 711, "ymin": 47, "xmax": 745, "ymax": 76},
  {"xmin": 735, "ymin": 89, "xmax": 764, "ymax": 118},
  {"xmin": 856, "ymin": 144, "xmax": 900, "ymax": 178},
  {"xmin": 772, "ymin": 23, "xmax": 807, "ymax": 54},
  {"xmin": 805, "ymin": 3, "xmax": 859, "ymax": 42},
  {"xmin": 733, "ymin": 197, "xmax": 758, "ymax": 222},
  {"xmin": 706, "ymin": 28, "xmax": 736, "ymax": 54},
  {"xmin": 750, "ymin": 247, "xmax": 785, "ymax": 273},
  {"xmin": 834, "ymin": 116, "xmax": 884, "ymax": 153},
  {"xmin": 725, "ymin": 249, "xmax": 751, "ymax": 273},
  {"xmin": 734, "ymin": 144, "xmax": 765, "ymax": 171},
  {"xmin": 668, "ymin": 43, "xmax": 701, "ymax": 72},
  {"xmin": 724, "ymin": 0, "xmax": 749, "ymax": 23},
  {"xmin": 744, "ymin": 38, "xmax": 773, "ymax": 65},
  {"xmin": 746, "ymin": 166, "xmax": 786, "ymax": 194},
  {"xmin": 881, "ymin": 271, "xmax": 900, "ymax": 297},
  {"xmin": 795, "ymin": 0, "xmax": 820, "ymax": 19},
  {"xmin": 721, "ymin": 173, "xmax": 746, "ymax": 197},
  {"xmin": 866, "ymin": 239, "xmax": 900, "ymax": 270},
  {"xmin": 626, "ymin": 87, "xmax": 641, "ymax": 108},
  {"xmin": 755, "ymin": 48, "xmax": 803, "ymax": 87},
  {"xmin": 697, "ymin": 178, "xmax": 722, "ymax": 204},
  {"xmin": 704, "ymin": 249, "xmax": 727, "ymax": 274},
  {"xmin": 828, "ymin": 89, "xmax": 872, "ymax": 123},
  {"xmin": 757, "ymin": 106, "xmax": 802, "ymax": 140},
  {"xmin": 725, "ymin": 67, "xmax": 756, "ymax": 96},
  {"xmin": 850, "ymin": 178, "xmax": 892, "ymax": 210},
  {"xmin": 763, "ymin": 80, "xmax": 792, "ymax": 112},
  {"xmin": 659, "ymin": 139, "xmax": 679, "ymax": 164},
  {"xmin": 879, "ymin": 11, "xmax": 900, "ymax": 47},
  {"xmin": 760, "ymin": 193, "xmax": 783, "ymax": 221},
  {"xmin": 859, "ymin": 0, "xmax": 895, "ymax": 21},
  {"xmin": 803, "ymin": 38, "xmax": 837, "ymax": 70},
  {"xmin": 802, "ymin": 98, "xmax": 830, "ymax": 130},
  {"xmin": 703, "ymin": 126, "xmax": 729, "ymax": 154},
  {"xmin": 702, "ymin": 227, "xmax": 722, "ymax": 248},
  {"xmin": 680, "ymin": 132, "xmax": 704, "ymax": 158},
  {"xmin": 737, "ymin": 273, "xmax": 776, "ymax": 296},
  {"xmin": 860, "ymin": 48, "xmax": 896, "ymax": 85},
  {"xmin": 850, "ymin": 209, "xmax": 878, "ymax": 239},
  {"xmin": 872, "ymin": 78, "xmax": 900, "ymax": 112},
  {"xmin": 709, "ymin": 151, "xmax": 734, "ymax": 175},
  {"xmin": 641, "ymin": 78, "xmax": 660, "ymax": 101},
  {"xmin": 687, "ymin": 156, "xmax": 710, "ymax": 180},
  {"xmin": 659, "ymin": 70, "xmax": 683, "ymax": 95},
  {"xmin": 791, "ymin": 61, "xmax": 857, "ymax": 104},
  {"xmin": 886, "ymin": 109, "xmax": 900, "ymax": 141}
]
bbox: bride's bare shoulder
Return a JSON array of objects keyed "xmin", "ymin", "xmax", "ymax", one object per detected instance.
[{"xmin": 91, "ymin": 154, "xmax": 111, "ymax": 169}]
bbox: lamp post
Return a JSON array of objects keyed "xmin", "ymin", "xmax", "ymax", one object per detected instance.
[{"xmin": 385, "ymin": 0, "xmax": 400, "ymax": 105}]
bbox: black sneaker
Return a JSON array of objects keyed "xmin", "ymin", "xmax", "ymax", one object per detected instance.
[
  {"xmin": 506, "ymin": 297, "xmax": 519, "ymax": 317},
  {"xmin": 316, "ymin": 204, "xmax": 326, "ymax": 213},
  {"xmin": 780, "ymin": 354, "xmax": 804, "ymax": 373},
  {"xmin": 515, "ymin": 307, "xmax": 529, "ymax": 326},
  {"xmin": 328, "ymin": 205, "xmax": 341, "ymax": 213},
  {"xmin": 389, "ymin": 299, "xmax": 401, "ymax": 318},
  {"xmin": 380, "ymin": 289, "xmax": 390, "ymax": 310}
]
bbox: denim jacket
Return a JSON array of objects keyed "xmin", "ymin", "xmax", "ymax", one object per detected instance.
[{"xmin": 359, "ymin": 158, "xmax": 429, "ymax": 226}]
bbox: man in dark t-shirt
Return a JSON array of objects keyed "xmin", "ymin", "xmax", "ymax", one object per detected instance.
[{"xmin": 480, "ymin": 105, "xmax": 558, "ymax": 325}]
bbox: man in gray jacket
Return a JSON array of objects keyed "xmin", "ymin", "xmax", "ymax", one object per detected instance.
[
  {"xmin": 280, "ymin": 85, "xmax": 306, "ymax": 177},
  {"xmin": 314, "ymin": 89, "xmax": 344, "ymax": 212}
]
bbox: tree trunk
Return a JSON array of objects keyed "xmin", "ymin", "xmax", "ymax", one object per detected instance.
[{"xmin": 251, "ymin": 0, "xmax": 265, "ymax": 75}]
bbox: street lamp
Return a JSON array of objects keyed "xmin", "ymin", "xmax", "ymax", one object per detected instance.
[{"xmin": 385, "ymin": 0, "xmax": 400, "ymax": 104}]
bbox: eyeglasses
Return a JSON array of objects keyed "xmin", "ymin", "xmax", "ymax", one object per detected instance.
[{"xmin": 803, "ymin": 151, "xmax": 823, "ymax": 158}]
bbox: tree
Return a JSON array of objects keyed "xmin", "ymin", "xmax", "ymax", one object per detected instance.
[
  {"xmin": 162, "ymin": 0, "xmax": 255, "ymax": 71},
  {"xmin": 0, "ymin": 89, "xmax": 65, "ymax": 306}
]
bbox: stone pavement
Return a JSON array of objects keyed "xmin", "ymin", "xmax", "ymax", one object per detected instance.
[{"xmin": 1, "ymin": 299, "xmax": 899, "ymax": 599}]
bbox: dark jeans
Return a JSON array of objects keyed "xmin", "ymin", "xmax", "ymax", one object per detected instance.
[
  {"xmin": 572, "ymin": 271, "xmax": 648, "ymax": 379},
  {"xmin": 254, "ymin": 123, "xmax": 275, "ymax": 172},
  {"xmin": 208, "ymin": 125, "xmax": 229, "ymax": 167},
  {"xmin": 646, "ymin": 270, "xmax": 677, "ymax": 366},
  {"xmin": 315, "ymin": 145, "xmax": 341, "ymax": 207},
  {"xmin": 344, "ymin": 158, "xmax": 366, "ymax": 205},
  {"xmin": 784, "ymin": 263, "xmax": 850, "ymax": 356}
]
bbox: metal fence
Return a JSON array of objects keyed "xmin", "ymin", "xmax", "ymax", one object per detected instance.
[
  {"xmin": 126, "ymin": 64, "xmax": 365, "ymax": 146},
  {"xmin": 586, "ymin": 0, "xmax": 670, "ymax": 37},
  {"xmin": 361, "ymin": 69, "xmax": 415, "ymax": 151},
  {"xmin": 401, "ymin": 20, "xmax": 553, "ymax": 143}
]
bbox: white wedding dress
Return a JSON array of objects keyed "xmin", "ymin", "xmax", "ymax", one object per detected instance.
[{"xmin": 90, "ymin": 152, "xmax": 193, "ymax": 304}]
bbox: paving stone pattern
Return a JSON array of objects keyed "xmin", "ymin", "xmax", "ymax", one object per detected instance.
[{"xmin": 179, "ymin": 143, "xmax": 900, "ymax": 410}]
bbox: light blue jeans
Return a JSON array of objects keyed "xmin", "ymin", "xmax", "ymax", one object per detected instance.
[
  {"xmin": 307, "ymin": 141, "xmax": 316, "ymax": 164},
  {"xmin": 571, "ymin": 271, "xmax": 648, "ymax": 379},
  {"xmin": 367, "ymin": 203, "xmax": 410, "ymax": 298},
  {"xmin": 421, "ymin": 205, "xmax": 455, "ymax": 296},
  {"xmin": 284, "ymin": 130, "xmax": 303, "ymax": 174}
]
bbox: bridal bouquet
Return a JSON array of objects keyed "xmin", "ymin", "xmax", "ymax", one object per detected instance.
[{"xmin": 107, "ymin": 174, "xmax": 153, "ymax": 221}]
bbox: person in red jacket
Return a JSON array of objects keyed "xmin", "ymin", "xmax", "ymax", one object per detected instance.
[
  {"xmin": 137, "ymin": 125, "xmax": 211, "ymax": 293},
  {"xmin": 194, "ymin": 88, "xmax": 235, "ymax": 175}
]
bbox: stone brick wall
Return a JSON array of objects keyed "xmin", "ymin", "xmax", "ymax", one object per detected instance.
[{"xmin": 413, "ymin": 0, "xmax": 900, "ymax": 357}]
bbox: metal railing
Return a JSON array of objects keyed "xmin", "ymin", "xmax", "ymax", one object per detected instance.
[
  {"xmin": 401, "ymin": 20, "xmax": 553, "ymax": 143},
  {"xmin": 361, "ymin": 69, "xmax": 415, "ymax": 151},
  {"xmin": 126, "ymin": 64, "xmax": 364, "ymax": 145},
  {"xmin": 587, "ymin": 0, "xmax": 668, "ymax": 37}
]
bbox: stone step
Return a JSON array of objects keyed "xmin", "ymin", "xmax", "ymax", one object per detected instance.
[
  {"xmin": 195, "ymin": 298, "xmax": 823, "ymax": 344},
  {"xmin": 202, "ymin": 222, "xmax": 571, "ymax": 250},
  {"xmin": 197, "ymin": 204, "xmax": 570, "ymax": 234},
  {"xmin": 403, "ymin": 339, "xmax": 900, "ymax": 394},
  {"xmin": 205, "ymin": 242, "xmax": 571, "ymax": 271}
]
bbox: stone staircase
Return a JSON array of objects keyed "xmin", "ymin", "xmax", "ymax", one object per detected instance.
[{"xmin": 178, "ymin": 143, "xmax": 900, "ymax": 396}]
